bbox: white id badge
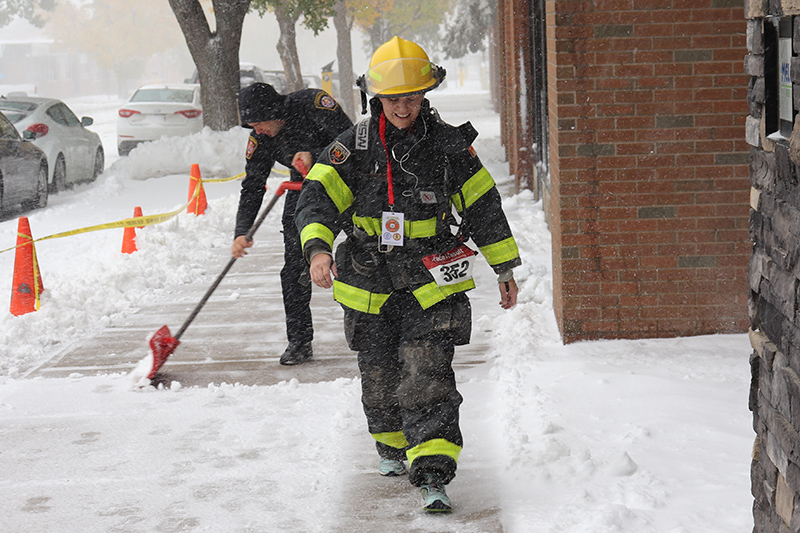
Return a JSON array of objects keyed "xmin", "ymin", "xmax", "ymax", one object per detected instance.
[
  {"xmin": 422, "ymin": 245, "xmax": 477, "ymax": 286},
  {"xmin": 381, "ymin": 211, "xmax": 404, "ymax": 247}
]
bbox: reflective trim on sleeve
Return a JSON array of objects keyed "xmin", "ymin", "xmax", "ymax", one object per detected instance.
[
  {"xmin": 450, "ymin": 166, "xmax": 495, "ymax": 211},
  {"xmin": 412, "ymin": 279, "xmax": 475, "ymax": 309},
  {"xmin": 353, "ymin": 215, "xmax": 437, "ymax": 238},
  {"xmin": 479, "ymin": 237, "xmax": 520, "ymax": 267},
  {"xmin": 372, "ymin": 431, "xmax": 409, "ymax": 450},
  {"xmin": 300, "ymin": 222, "xmax": 335, "ymax": 250},
  {"xmin": 306, "ymin": 163, "xmax": 354, "ymax": 214},
  {"xmin": 333, "ymin": 280, "xmax": 391, "ymax": 314},
  {"xmin": 406, "ymin": 438, "xmax": 462, "ymax": 466}
]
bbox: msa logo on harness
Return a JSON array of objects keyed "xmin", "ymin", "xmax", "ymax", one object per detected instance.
[{"xmin": 355, "ymin": 119, "xmax": 369, "ymax": 151}]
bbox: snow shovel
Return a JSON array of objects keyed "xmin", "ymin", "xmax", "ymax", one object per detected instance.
[{"xmin": 138, "ymin": 179, "xmax": 304, "ymax": 381}]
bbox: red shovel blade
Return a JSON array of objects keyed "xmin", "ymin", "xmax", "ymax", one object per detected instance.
[{"xmin": 148, "ymin": 325, "xmax": 181, "ymax": 379}]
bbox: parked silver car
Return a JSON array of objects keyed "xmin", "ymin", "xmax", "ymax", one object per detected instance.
[
  {"xmin": 117, "ymin": 84, "xmax": 203, "ymax": 156},
  {"xmin": 0, "ymin": 110, "xmax": 48, "ymax": 215},
  {"xmin": 0, "ymin": 94, "xmax": 104, "ymax": 193}
]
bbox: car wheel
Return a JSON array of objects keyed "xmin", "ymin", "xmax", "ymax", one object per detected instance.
[
  {"xmin": 118, "ymin": 144, "xmax": 131, "ymax": 157},
  {"xmin": 51, "ymin": 154, "xmax": 67, "ymax": 193},
  {"xmin": 24, "ymin": 163, "xmax": 48, "ymax": 211},
  {"xmin": 91, "ymin": 146, "xmax": 104, "ymax": 182}
]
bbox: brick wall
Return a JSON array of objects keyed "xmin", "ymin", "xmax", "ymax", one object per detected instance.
[{"xmin": 546, "ymin": 0, "xmax": 751, "ymax": 343}]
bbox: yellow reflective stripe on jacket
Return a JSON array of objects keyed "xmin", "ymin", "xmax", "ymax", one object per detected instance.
[
  {"xmin": 372, "ymin": 431, "xmax": 409, "ymax": 450},
  {"xmin": 479, "ymin": 237, "xmax": 520, "ymax": 267},
  {"xmin": 412, "ymin": 279, "xmax": 475, "ymax": 309},
  {"xmin": 333, "ymin": 280, "xmax": 391, "ymax": 314},
  {"xmin": 406, "ymin": 438, "xmax": 462, "ymax": 466},
  {"xmin": 451, "ymin": 166, "xmax": 495, "ymax": 211},
  {"xmin": 353, "ymin": 215, "xmax": 437, "ymax": 239},
  {"xmin": 300, "ymin": 222, "xmax": 335, "ymax": 250},
  {"xmin": 352, "ymin": 215, "xmax": 382, "ymax": 235},
  {"xmin": 306, "ymin": 163, "xmax": 353, "ymax": 214}
]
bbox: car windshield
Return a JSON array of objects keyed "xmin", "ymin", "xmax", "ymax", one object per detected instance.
[
  {"xmin": 0, "ymin": 100, "xmax": 37, "ymax": 123},
  {"xmin": 130, "ymin": 88, "xmax": 195, "ymax": 104}
]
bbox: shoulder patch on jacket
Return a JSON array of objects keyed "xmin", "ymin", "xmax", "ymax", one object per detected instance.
[
  {"xmin": 314, "ymin": 91, "xmax": 339, "ymax": 111},
  {"xmin": 328, "ymin": 141, "xmax": 351, "ymax": 164},
  {"xmin": 354, "ymin": 118, "xmax": 369, "ymax": 151},
  {"xmin": 246, "ymin": 136, "xmax": 258, "ymax": 159}
]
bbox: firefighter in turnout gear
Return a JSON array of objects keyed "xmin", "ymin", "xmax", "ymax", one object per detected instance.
[
  {"xmin": 294, "ymin": 37, "xmax": 521, "ymax": 512},
  {"xmin": 233, "ymin": 82, "xmax": 352, "ymax": 365}
]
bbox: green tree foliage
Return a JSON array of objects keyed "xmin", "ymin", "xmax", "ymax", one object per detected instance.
[
  {"xmin": 0, "ymin": 0, "xmax": 55, "ymax": 28},
  {"xmin": 350, "ymin": 0, "xmax": 451, "ymax": 56}
]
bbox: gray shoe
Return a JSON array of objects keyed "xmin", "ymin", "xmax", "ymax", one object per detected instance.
[
  {"xmin": 279, "ymin": 342, "xmax": 312, "ymax": 365},
  {"xmin": 420, "ymin": 474, "xmax": 452, "ymax": 512},
  {"xmin": 378, "ymin": 458, "xmax": 407, "ymax": 476}
]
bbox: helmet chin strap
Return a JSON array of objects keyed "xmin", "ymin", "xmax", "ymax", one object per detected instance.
[{"xmin": 356, "ymin": 74, "xmax": 369, "ymax": 115}]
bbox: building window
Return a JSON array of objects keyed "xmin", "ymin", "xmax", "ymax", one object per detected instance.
[{"xmin": 766, "ymin": 17, "xmax": 795, "ymax": 139}]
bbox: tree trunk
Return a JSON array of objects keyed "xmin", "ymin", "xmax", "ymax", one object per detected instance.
[
  {"xmin": 274, "ymin": 4, "xmax": 303, "ymax": 93},
  {"xmin": 333, "ymin": 0, "xmax": 355, "ymax": 120},
  {"xmin": 168, "ymin": 0, "xmax": 249, "ymax": 131}
]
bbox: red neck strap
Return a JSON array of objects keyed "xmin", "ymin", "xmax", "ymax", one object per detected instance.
[{"xmin": 379, "ymin": 113, "xmax": 394, "ymax": 208}]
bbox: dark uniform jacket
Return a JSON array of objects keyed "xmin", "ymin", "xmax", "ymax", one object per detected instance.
[
  {"xmin": 235, "ymin": 89, "xmax": 353, "ymax": 237},
  {"xmin": 295, "ymin": 98, "xmax": 522, "ymax": 314}
]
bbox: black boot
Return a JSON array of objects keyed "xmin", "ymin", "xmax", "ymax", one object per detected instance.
[{"xmin": 279, "ymin": 341, "xmax": 313, "ymax": 365}]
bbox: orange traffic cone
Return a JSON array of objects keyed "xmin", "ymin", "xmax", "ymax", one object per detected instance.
[
  {"xmin": 10, "ymin": 217, "xmax": 44, "ymax": 316},
  {"xmin": 133, "ymin": 205, "xmax": 144, "ymax": 228},
  {"xmin": 121, "ymin": 207, "xmax": 139, "ymax": 254},
  {"xmin": 187, "ymin": 163, "xmax": 207, "ymax": 215}
]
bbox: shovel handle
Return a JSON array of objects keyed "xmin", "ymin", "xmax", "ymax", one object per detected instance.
[
  {"xmin": 173, "ymin": 180, "xmax": 302, "ymax": 340},
  {"xmin": 292, "ymin": 159, "xmax": 309, "ymax": 177}
]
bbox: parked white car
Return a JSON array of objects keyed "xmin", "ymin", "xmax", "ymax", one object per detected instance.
[
  {"xmin": 0, "ymin": 94, "xmax": 104, "ymax": 193},
  {"xmin": 117, "ymin": 84, "xmax": 203, "ymax": 156}
]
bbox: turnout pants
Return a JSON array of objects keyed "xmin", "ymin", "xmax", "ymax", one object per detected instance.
[
  {"xmin": 345, "ymin": 290, "xmax": 471, "ymax": 486},
  {"xmin": 281, "ymin": 190, "xmax": 313, "ymax": 345}
]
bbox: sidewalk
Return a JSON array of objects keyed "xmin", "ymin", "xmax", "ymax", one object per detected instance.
[
  {"xmin": 21, "ymin": 211, "xmax": 505, "ymax": 532},
  {"xmin": 27, "ymin": 232, "xmax": 496, "ymax": 388}
]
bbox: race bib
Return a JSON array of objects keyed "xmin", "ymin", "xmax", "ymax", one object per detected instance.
[{"xmin": 422, "ymin": 245, "xmax": 477, "ymax": 286}]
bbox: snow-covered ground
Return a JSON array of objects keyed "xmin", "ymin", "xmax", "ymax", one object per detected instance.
[{"xmin": 0, "ymin": 88, "xmax": 754, "ymax": 532}]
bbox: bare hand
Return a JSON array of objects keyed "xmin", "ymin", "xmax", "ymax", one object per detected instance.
[
  {"xmin": 310, "ymin": 253, "xmax": 337, "ymax": 289},
  {"xmin": 232, "ymin": 235, "xmax": 253, "ymax": 258},
  {"xmin": 499, "ymin": 278, "xmax": 518, "ymax": 309}
]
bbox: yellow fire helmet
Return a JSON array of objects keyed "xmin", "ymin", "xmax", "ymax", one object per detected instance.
[{"xmin": 358, "ymin": 36, "xmax": 446, "ymax": 97}]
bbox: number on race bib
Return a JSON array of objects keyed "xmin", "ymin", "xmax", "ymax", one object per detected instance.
[{"xmin": 422, "ymin": 246, "xmax": 477, "ymax": 287}]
